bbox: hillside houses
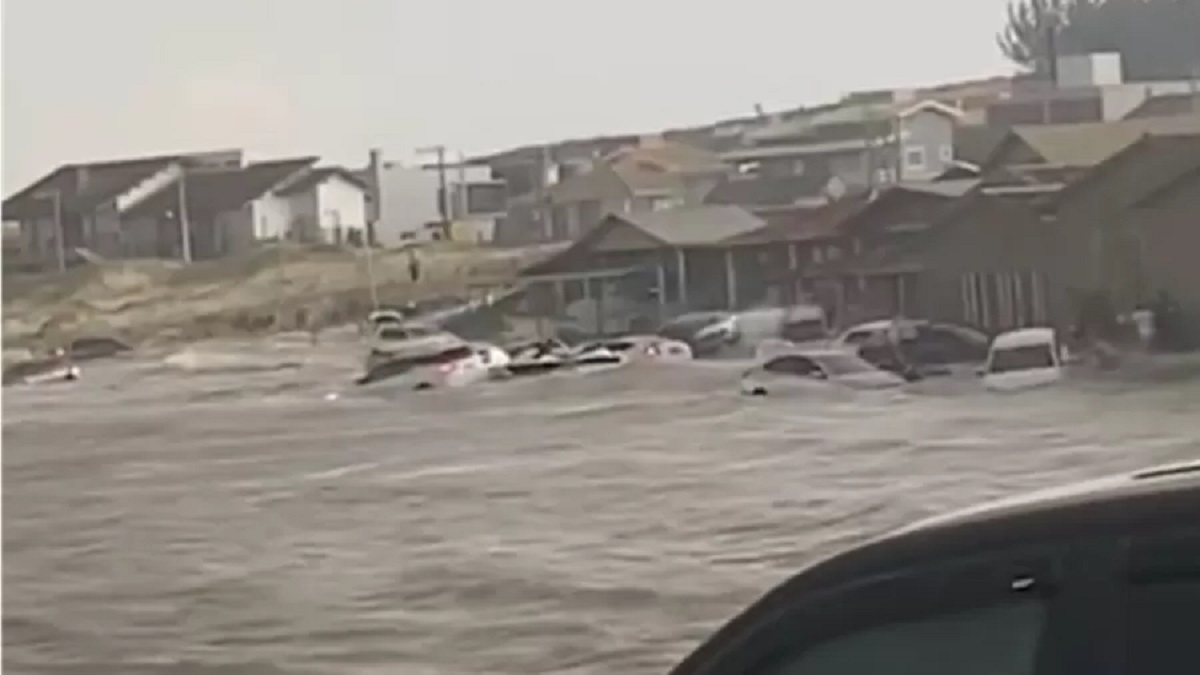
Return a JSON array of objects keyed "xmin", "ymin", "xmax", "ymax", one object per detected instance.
[{"xmin": 2, "ymin": 151, "xmax": 369, "ymax": 269}]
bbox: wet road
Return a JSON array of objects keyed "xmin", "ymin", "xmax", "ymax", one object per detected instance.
[{"xmin": 4, "ymin": 338, "xmax": 1200, "ymax": 674}]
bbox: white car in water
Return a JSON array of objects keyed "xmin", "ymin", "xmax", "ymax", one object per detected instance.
[
  {"xmin": 740, "ymin": 349, "xmax": 905, "ymax": 396},
  {"xmin": 981, "ymin": 327, "xmax": 1064, "ymax": 392},
  {"xmin": 572, "ymin": 335, "xmax": 694, "ymax": 369},
  {"xmin": 357, "ymin": 342, "xmax": 509, "ymax": 391}
]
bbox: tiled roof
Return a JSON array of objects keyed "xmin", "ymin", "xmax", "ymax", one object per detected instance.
[{"xmin": 123, "ymin": 157, "xmax": 317, "ymax": 219}]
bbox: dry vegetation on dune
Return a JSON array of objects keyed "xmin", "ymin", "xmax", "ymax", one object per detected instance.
[{"xmin": 2, "ymin": 243, "xmax": 558, "ymax": 351}]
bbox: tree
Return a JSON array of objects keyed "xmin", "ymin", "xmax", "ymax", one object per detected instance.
[{"xmin": 997, "ymin": 0, "xmax": 1200, "ymax": 81}]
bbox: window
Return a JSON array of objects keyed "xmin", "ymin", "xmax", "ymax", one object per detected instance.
[
  {"xmin": 763, "ymin": 355, "xmax": 822, "ymax": 377},
  {"xmin": 904, "ymin": 147, "xmax": 927, "ymax": 170},
  {"xmin": 987, "ymin": 345, "xmax": 1055, "ymax": 374},
  {"xmin": 766, "ymin": 599, "xmax": 1046, "ymax": 675}
]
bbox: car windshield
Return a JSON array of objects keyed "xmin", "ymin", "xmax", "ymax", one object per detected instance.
[
  {"xmin": 988, "ymin": 344, "xmax": 1055, "ymax": 373},
  {"xmin": 815, "ymin": 353, "xmax": 879, "ymax": 375}
]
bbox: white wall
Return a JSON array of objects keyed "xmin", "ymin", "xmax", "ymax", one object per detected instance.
[
  {"xmin": 315, "ymin": 175, "xmax": 367, "ymax": 234},
  {"xmin": 250, "ymin": 192, "xmax": 294, "ymax": 240},
  {"xmin": 374, "ymin": 163, "xmax": 493, "ymax": 245}
]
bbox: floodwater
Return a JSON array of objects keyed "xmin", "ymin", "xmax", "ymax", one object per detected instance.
[{"xmin": 4, "ymin": 335, "xmax": 1200, "ymax": 674}]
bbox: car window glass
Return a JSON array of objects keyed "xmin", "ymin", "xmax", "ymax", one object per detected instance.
[
  {"xmin": 841, "ymin": 330, "xmax": 874, "ymax": 346},
  {"xmin": 989, "ymin": 345, "xmax": 1054, "ymax": 373},
  {"xmin": 764, "ymin": 356, "xmax": 820, "ymax": 376},
  {"xmin": 765, "ymin": 599, "xmax": 1046, "ymax": 675}
]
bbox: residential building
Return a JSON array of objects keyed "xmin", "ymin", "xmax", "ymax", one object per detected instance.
[
  {"xmin": 2, "ymin": 150, "xmax": 372, "ymax": 266},
  {"xmin": 984, "ymin": 53, "xmax": 1200, "ymax": 126},
  {"xmin": 538, "ymin": 138, "xmax": 730, "ymax": 241},
  {"xmin": 273, "ymin": 167, "xmax": 369, "ymax": 244},
  {"xmin": 2, "ymin": 149, "xmax": 243, "ymax": 268},
  {"xmin": 722, "ymin": 100, "xmax": 965, "ymax": 193},
  {"xmin": 117, "ymin": 157, "xmax": 320, "ymax": 258}
]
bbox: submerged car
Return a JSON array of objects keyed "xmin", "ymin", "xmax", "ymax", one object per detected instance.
[
  {"xmin": 740, "ymin": 349, "xmax": 904, "ymax": 396},
  {"xmin": 668, "ymin": 459, "xmax": 1200, "ymax": 675},
  {"xmin": 659, "ymin": 305, "xmax": 831, "ymax": 359},
  {"xmin": 356, "ymin": 343, "xmax": 506, "ymax": 390},
  {"xmin": 982, "ymin": 326, "xmax": 1064, "ymax": 392},
  {"xmin": 834, "ymin": 318, "xmax": 989, "ymax": 377},
  {"xmin": 572, "ymin": 335, "xmax": 693, "ymax": 368},
  {"xmin": 504, "ymin": 338, "xmax": 575, "ymax": 377}
]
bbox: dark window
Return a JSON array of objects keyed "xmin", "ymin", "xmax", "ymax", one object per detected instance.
[
  {"xmin": 988, "ymin": 344, "xmax": 1055, "ymax": 374},
  {"xmin": 763, "ymin": 355, "xmax": 822, "ymax": 376},
  {"xmin": 766, "ymin": 599, "xmax": 1046, "ymax": 675}
]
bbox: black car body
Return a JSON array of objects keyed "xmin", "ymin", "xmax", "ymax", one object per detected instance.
[{"xmin": 669, "ymin": 461, "xmax": 1200, "ymax": 675}]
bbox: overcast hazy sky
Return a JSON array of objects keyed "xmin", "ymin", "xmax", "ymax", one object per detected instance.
[{"xmin": 3, "ymin": 0, "xmax": 1015, "ymax": 189}]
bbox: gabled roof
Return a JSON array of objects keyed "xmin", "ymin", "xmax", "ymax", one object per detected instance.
[
  {"xmin": 728, "ymin": 195, "xmax": 871, "ymax": 244},
  {"xmin": 985, "ymin": 115, "xmax": 1200, "ymax": 169},
  {"xmin": 1049, "ymin": 133, "xmax": 1200, "ymax": 210},
  {"xmin": 275, "ymin": 167, "xmax": 368, "ymax": 195},
  {"xmin": 2, "ymin": 150, "xmax": 245, "ymax": 220},
  {"xmin": 1123, "ymin": 93, "xmax": 1200, "ymax": 120},
  {"xmin": 615, "ymin": 205, "xmax": 764, "ymax": 246},
  {"xmin": 122, "ymin": 157, "xmax": 317, "ymax": 219},
  {"xmin": 544, "ymin": 141, "xmax": 725, "ymax": 204},
  {"xmin": 3, "ymin": 154, "xmax": 180, "ymax": 219}
]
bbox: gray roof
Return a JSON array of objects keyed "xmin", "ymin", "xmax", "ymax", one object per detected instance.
[
  {"xmin": 617, "ymin": 205, "xmax": 765, "ymax": 246},
  {"xmin": 1006, "ymin": 115, "xmax": 1200, "ymax": 167}
]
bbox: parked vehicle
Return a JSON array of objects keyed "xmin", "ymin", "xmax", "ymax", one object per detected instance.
[
  {"xmin": 668, "ymin": 459, "xmax": 1200, "ymax": 675},
  {"xmin": 834, "ymin": 318, "xmax": 989, "ymax": 377},
  {"xmin": 356, "ymin": 343, "xmax": 500, "ymax": 390},
  {"xmin": 503, "ymin": 339, "xmax": 572, "ymax": 376},
  {"xmin": 740, "ymin": 349, "xmax": 904, "ymax": 396},
  {"xmin": 659, "ymin": 305, "xmax": 831, "ymax": 358},
  {"xmin": 2, "ymin": 350, "xmax": 80, "ymax": 387},
  {"xmin": 572, "ymin": 335, "xmax": 694, "ymax": 368},
  {"xmin": 982, "ymin": 327, "xmax": 1064, "ymax": 392}
]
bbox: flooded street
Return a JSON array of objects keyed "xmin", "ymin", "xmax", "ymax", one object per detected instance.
[{"xmin": 4, "ymin": 339, "xmax": 1200, "ymax": 674}]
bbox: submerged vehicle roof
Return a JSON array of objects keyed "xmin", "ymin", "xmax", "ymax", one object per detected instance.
[
  {"xmin": 991, "ymin": 326, "xmax": 1057, "ymax": 349},
  {"xmin": 669, "ymin": 459, "xmax": 1200, "ymax": 675}
]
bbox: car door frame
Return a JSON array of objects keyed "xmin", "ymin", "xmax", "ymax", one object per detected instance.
[{"xmin": 669, "ymin": 536, "xmax": 1124, "ymax": 675}]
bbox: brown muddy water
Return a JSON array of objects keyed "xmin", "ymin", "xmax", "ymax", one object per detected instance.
[{"xmin": 4, "ymin": 335, "xmax": 1200, "ymax": 674}]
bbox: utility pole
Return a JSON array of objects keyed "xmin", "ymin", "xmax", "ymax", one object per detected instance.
[
  {"xmin": 178, "ymin": 173, "xmax": 193, "ymax": 263},
  {"xmin": 417, "ymin": 145, "xmax": 449, "ymax": 226},
  {"xmin": 33, "ymin": 189, "xmax": 66, "ymax": 272}
]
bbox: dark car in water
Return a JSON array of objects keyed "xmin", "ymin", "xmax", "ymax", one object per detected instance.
[{"xmin": 668, "ymin": 460, "xmax": 1200, "ymax": 675}]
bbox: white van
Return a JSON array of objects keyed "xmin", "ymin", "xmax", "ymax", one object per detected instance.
[{"xmin": 982, "ymin": 327, "xmax": 1063, "ymax": 392}]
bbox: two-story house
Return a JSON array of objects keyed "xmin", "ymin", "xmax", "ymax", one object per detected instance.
[
  {"xmin": 538, "ymin": 138, "xmax": 730, "ymax": 240},
  {"xmin": 719, "ymin": 99, "xmax": 965, "ymax": 199}
]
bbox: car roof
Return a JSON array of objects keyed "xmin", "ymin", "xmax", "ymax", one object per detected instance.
[
  {"xmin": 792, "ymin": 459, "xmax": 1199, "ymax": 589},
  {"xmin": 991, "ymin": 327, "xmax": 1056, "ymax": 349},
  {"xmin": 669, "ymin": 460, "xmax": 1200, "ymax": 675}
]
